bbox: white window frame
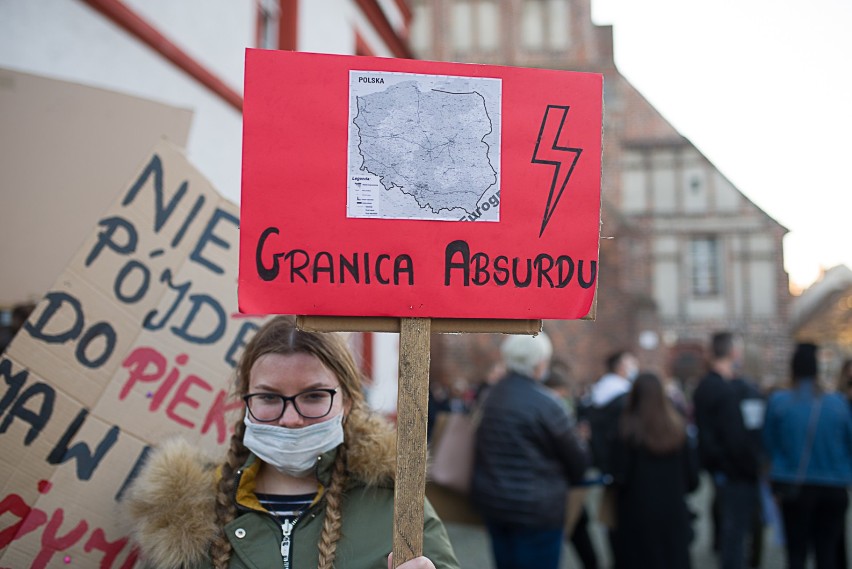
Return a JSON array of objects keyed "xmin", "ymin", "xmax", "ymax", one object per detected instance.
[{"xmin": 690, "ymin": 236, "xmax": 723, "ymax": 297}]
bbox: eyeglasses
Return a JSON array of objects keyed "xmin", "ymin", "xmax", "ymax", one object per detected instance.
[{"xmin": 243, "ymin": 388, "xmax": 338, "ymax": 421}]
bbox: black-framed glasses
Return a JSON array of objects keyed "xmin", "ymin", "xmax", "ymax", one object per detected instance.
[{"xmin": 243, "ymin": 388, "xmax": 338, "ymax": 421}]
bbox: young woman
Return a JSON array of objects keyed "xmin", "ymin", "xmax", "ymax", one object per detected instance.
[
  {"xmin": 609, "ymin": 372, "xmax": 699, "ymax": 569},
  {"xmin": 125, "ymin": 316, "xmax": 459, "ymax": 569}
]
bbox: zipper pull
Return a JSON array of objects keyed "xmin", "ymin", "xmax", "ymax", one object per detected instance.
[{"xmin": 281, "ymin": 519, "xmax": 295, "ymax": 569}]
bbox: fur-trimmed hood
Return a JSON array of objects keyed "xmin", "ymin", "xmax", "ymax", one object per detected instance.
[{"xmin": 123, "ymin": 410, "xmax": 397, "ymax": 568}]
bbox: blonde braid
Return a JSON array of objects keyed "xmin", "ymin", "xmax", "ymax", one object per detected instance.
[
  {"xmin": 210, "ymin": 420, "xmax": 249, "ymax": 569},
  {"xmin": 316, "ymin": 443, "xmax": 350, "ymax": 569}
]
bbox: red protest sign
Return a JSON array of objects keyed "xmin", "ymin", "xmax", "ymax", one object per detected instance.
[{"xmin": 240, "ymin": 49, "xmax": 602, "ymax": 319}]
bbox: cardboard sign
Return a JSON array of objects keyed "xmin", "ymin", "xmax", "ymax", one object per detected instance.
[
  {"xmin": 240, "ymin": 50, "xmax": 602, "ymax": 320},
  {"xmin": 0, "ymin": 67, "xmax": 193, "ymax": 306},
  {"xmin": 0, "ymin": 141, "xmax": 266, "ymax": 568}
]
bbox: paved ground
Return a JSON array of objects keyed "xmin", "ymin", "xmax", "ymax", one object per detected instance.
[{"xmin": 438, "ymin": 475, "xmax": 851, "ymax": 569}]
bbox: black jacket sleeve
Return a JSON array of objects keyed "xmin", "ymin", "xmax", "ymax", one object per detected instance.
[
  {"xmin": 542, "ymin": 407, "xmax": 590, "ymax": 484},
  {"xmin": 693, "ymin": 376, "xmax": 730, "ymax": 472},
  {"xmin": 716, "ymin": 380, "xmax": 765, "ymax": 481}
]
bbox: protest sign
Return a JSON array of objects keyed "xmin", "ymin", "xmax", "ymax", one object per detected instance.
[
  {"xmin": 239, "ymin": 49, "xmax": 603, "ymax": 567},
  {"xmin": 0, "ymin": 140, "xmax": 266, "ymax": 568},
  {"xmin": 240, "ymin": 49, "xmax": 603, "ymax": 320}
]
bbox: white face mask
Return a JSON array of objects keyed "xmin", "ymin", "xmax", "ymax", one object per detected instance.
[{"xmin": 242, "ymin": 413, "xmax": 344, "ymax": 478}]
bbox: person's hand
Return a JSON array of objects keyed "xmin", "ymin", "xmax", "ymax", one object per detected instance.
[{"xmin": 387, "ymin": 553, "xmax": 437, "ymax": 569}]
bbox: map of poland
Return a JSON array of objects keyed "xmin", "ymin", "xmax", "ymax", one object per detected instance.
[{"xmin": 347, "ymin": 70, "xmax": 502, "ymax": 222}]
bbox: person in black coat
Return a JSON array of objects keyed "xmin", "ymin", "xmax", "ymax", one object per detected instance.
[
  {"xmin": 693, "ymin": 332, "xmax": 766, "ymax": 569},
  {"xmin": 471, "ymin": 332, "xmax": 590, "ymax": 569},
  {"xmin": 610, "ymin": 372, "xmax": 700, "ymax": 569}
]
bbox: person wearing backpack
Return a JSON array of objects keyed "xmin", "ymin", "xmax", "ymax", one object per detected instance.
[
  {"xmin": 764, "ymin": 343, "xmax": 852, "ymax": 569},
  {"xmin": 693, "ymin": 332, "xmax": 766, "ymax": 569},
  {"xmin": 724, "ymin": 375, "xmax": 768, "ymax": 568}
]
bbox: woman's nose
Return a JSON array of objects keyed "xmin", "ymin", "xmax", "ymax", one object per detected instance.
[{"xmin": 278, "ymin": 401, "xmax": 305, "ymax": 428}]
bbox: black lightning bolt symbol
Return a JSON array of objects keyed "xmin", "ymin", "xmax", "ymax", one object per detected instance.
[{"xmin": 531, "ymin": 105, "xmax": 583, "ymax": 238}]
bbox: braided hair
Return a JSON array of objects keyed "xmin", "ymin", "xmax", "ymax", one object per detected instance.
[
  {"xmin": 209, "ymin": 419, "xmax": 249, "ymax": 569},
  {"xmin": 210, "ymin": 316, "xmax": 369, "ymax": 569}
]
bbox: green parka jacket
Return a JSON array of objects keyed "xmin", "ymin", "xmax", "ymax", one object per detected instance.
[{"xmin": 126, "ymin": 421, "xmax": 460, "ymax": 569}]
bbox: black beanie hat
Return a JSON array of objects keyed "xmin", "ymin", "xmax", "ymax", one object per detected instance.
[{"xmin": 791, "ymin": 343, "xmax": 818, "ymax": 378}]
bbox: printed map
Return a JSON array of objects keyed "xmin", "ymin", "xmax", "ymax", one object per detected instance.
[{"xmin": 347, "ymin": 70, "xmax": 502, "ymax": 221}]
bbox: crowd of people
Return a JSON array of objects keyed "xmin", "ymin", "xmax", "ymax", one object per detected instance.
[
  {"xmin": 113, "ymin": 314, "xmax": 849, "ymax": 569},
  {"xmin": 459, "ymin": 331, "xmax": 851, "ymax": 569}
]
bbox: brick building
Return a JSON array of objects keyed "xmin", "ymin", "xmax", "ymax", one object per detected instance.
[
  {"xmin": 413, "ymin": 0, "xmax": 792, "ymax": 391},
  {"xmin": 790, "ymin": 265, "xmax": 852, "ymax": 385}
]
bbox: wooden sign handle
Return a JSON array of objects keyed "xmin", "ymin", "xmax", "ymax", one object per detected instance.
[{"xmin": 393, "ymin": 317, "xmax": 431, "ymax": 567}]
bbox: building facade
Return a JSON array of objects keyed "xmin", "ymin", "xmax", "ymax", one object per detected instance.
[{"xmin": 412, "ymin": 0, "xmax": 792, "ymax": 390}]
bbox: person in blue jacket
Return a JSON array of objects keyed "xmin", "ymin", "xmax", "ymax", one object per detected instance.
[{"xmin": 764, "ymin": 343, "xmax": 852, "ymax": 569}]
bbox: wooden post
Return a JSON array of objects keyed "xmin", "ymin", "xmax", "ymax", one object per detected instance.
[{"xmin": 393, "ymin": 317, "xmax": 431, "ymax": 567}]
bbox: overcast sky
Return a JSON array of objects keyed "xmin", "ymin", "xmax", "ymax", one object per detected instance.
[{"xmin": 590, "ymin": 0, "xmax": 852, "ymax": 292}]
